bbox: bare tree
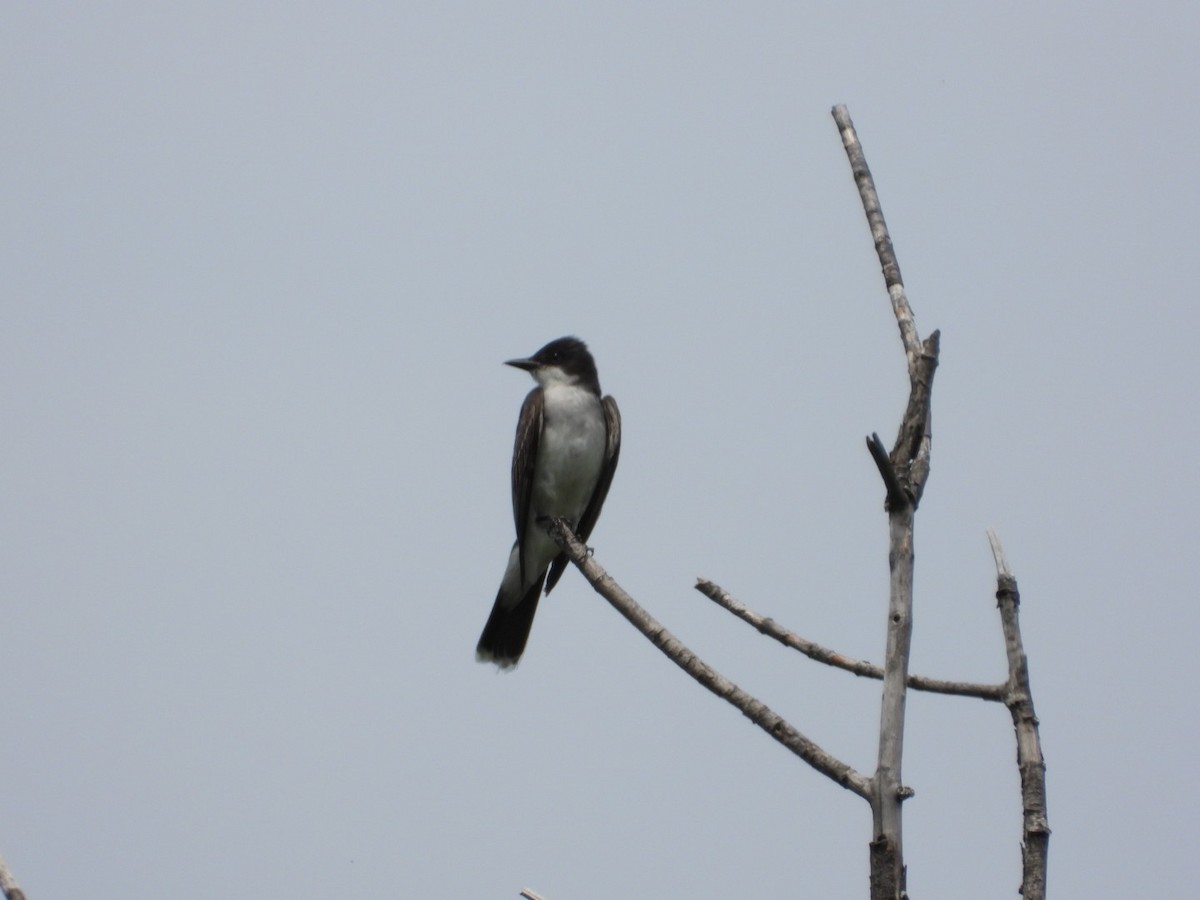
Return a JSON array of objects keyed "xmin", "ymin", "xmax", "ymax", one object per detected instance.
[{"xmin": 543, "ymin": 105, "xmax": 1049, "ymax": 898}]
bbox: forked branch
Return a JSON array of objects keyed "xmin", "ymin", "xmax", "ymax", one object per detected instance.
[
  {"xmin": 833, "ymin": 103, "xmax": 927, "ymax": 900},
  {"xmin": 540, "ymin": 105, "xmax": 1046, "ymax": 900}
]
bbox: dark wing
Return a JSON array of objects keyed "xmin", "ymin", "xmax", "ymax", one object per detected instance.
[
  {"xmin": 544, "ymin": 394, "xmax": 621, "ymax": 594},
  {"xmin": 511, "ymin": 387, "xmax": 543, "ymax": 585}
]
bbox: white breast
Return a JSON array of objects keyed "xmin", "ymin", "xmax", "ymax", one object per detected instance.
[{"xmin": 532, "ymin": 384, "xmax": 606, "ymax": 521}]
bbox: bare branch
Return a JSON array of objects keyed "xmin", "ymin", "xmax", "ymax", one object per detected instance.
[
  {"xmin": 893, "ymin": 331, "xmax": 939, "ymax": 508},
  {"xmin": 519, "ymin": 890, "xmax": 547, "ymax": 900},
  {"xmin": 831, "ymin": 104, "xmax": 921, "ymax": 367},
  {"xmin": 832, "ymin": 102, "xmax": 927, "ymax": 898},
  {"xmin": 871, "ymin": 504, "xmax": 915, "ymax": 900},
  {"xmin": 543, "ymin": 517, "xmax": 872, "ymax": 800},
  {"xmin": 987, "ymin": 530, "xmax": 1050, "ymax": 900},
  {"xmin": 986, "ymin": 529, "xmax": 1012, "ymax": 578},
  {"xmin": 694, "ymin": 579, "xmax": 1006, "ymax": 701},
  {"xmin": 0, "ymin": 853, "xmax": 25, "ymax": 900},
  {"xmin": 866, "ymin": 432, "xmax": 909, "ymax": 512}
]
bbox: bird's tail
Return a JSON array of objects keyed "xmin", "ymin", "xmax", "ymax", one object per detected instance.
[{"xmin": 476, "ymin": 577, "xmax": 544, "ymax": 669}]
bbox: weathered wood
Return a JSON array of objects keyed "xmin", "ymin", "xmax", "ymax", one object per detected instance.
[
  {"xmin": 544, "ymin": 517, "xmax": 872, "ymax": 800},
  {"xmin": 989, "ymin": 530, "xmax": 1051, "ymax": 900},
  {"xmin": 694, "ymin": 579, "xmax": 1006, "ymax": 700}
]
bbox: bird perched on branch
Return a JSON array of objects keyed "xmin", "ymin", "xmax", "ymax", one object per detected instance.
[{"xmin": 476, "ymin": 337, "xmax": 621, "ymax": 669}]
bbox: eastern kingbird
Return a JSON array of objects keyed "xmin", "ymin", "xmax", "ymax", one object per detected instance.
[{"xmin": 476, "ymin": 337, "xmax": 621, "ymax": 669}]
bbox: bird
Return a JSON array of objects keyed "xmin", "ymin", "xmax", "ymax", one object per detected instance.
[{"xmin": 476, "ymin": 336, "xmax": 621, "ymax": 669}]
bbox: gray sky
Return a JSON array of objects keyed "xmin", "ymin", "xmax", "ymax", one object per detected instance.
[{"xmin": 3, "ymin": 3, "xmax": 1197, "ymax": 898}]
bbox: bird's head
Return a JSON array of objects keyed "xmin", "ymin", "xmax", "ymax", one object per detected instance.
[{"xmin": 506, "ymin": 336, "xmax": 601, "ymax": 393}]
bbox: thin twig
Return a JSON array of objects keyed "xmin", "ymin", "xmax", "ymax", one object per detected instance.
[
  {"xmin": 519, "ymin": 890, "xmax": 547, "ymax": 900},
  {"xmin": 987, "ymin": 530, "xmax": 1050, "ymax": 900},
  {"xmin": 832, "ymin": 104, "xmax": 920, "ymax": 368},
  {"xmin": 0, "ymin": 853, "xmax": 25, "ymax": 900},
  {"xmin": 987, "ymin": 529, "xmax": 1011, "ymax": 579},
  {"xmin": 694, "ymin": 579, "xmax": 1005, "ymax": 701},
  {"xmin": 544, "ymin": 518, "xmax": 872, "ymax": 800}
]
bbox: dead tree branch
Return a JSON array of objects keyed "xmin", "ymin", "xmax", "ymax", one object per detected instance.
[
  {"xmin": 832, "ymin": 105, "xmax": 920, "ymax": 367},
  {"xmin": 988, "ymin": 530, "xmax": 1051, "ymax": 900},
  {"xmin": 542, "ymin": 517, "xmax": 872, "ymax": 800},
  {"xmin": 866, "ymin": 432, "xmax": 909, "ymax": 512},
  {"xmin": 537, "ymin": 104, "xmax": 1045, "ymax": 900},
  {"xmin": 892, "ymin": 331, "xmax": 939, "ymax": 508},
  {"xmin": 872, "ymin": 499, "xmax": 914, "ymax": 900},
  {"xmin": 833, "ymin": 102, "xmax": 936, "ymax": 900},
  {"xmin": 0, "ymin": 853, "xmax": 25, "ymax": 900},
  {"xmin": 694, "ymin": 579, "xmax": 1005, "ymax": 701}
]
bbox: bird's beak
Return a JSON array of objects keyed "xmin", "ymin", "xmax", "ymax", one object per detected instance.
[{"xmin": 505, "ymin": 357, "xmax": 539, "ymax": 372}]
